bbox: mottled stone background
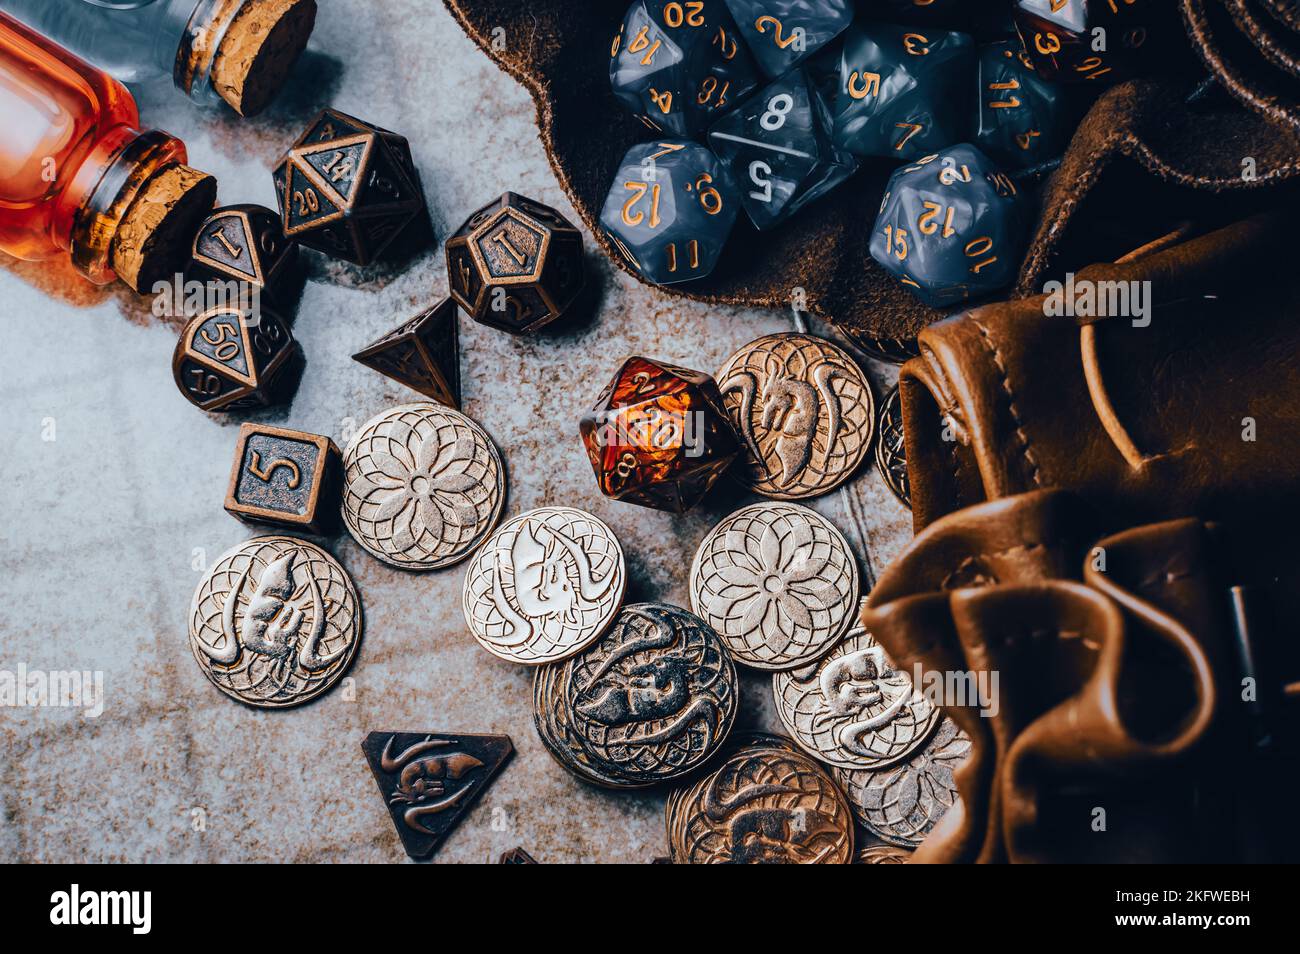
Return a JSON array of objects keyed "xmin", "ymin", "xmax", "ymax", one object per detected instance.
[{"xmin": 0, "ymin": 1, "xmax": 910, "ymax": 862}]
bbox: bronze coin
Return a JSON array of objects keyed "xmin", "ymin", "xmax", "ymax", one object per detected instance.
[
  {"xmin": 533, "ymin": 658, "xmax": 626, "ymax": 787},
  {"xmin": 855, "ymin": 844, "xmax": 913, "ymax": 864},
  {"xmin": 874, "ymin": 384, "xmax": 910, "ymax": 509},
  {"xmin": 840, "ymin": 330, "xmax": 920, "ymax": 365}
]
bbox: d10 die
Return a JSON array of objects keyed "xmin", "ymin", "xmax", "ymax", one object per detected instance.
[
  {"xmin": 869, "ymin": 143, "xmax": 1029, "ymax": 308},
  {"xmin": 445, "ymin": 192, "xmax": 585, "ymax": 334},
  {"xmin": 723, "ymin": 0, "xmax": 853, "ymax": 78},
  {"xmin": 173, "ymin": 303, "xmax": 296, "ymax": 411},
  {"xmin": 600, "ymin": 140, "xmax": 738, "ymax": 285},
  {"xmin": 975, "ymin": 41, "xmax": 1070, "ymax": 169},
  {"xmin": 186, "ymin": 205, "xmax": 297, "ymax": 306},
  {"xmin": 708, "ymin": 66, "xmax": 857, "ymax": 231},
  {"xmin": 272, "ymin": 108, "xmax": 424, "ymax": 265},
  {"xmin": 224, "ymin": 423, "xmax": 341, "ymax": 534},
  {"xmin": 1012, "ymin": 0, "xmax": 1153, "ymax": 84},
  {"xmin": 610, "ymin": 0, "xmax": 761, "ymax": 136},
  {"xmin": 579, "ymin": 356, "xmax": 741, "ymax": 513},
  {"xmin": 352, "ymin": 297, "xmax": 460, "ymax": 406},
  {"xmin": 831, "ymin": 23, "xmax": 975, "ymax": 160}
]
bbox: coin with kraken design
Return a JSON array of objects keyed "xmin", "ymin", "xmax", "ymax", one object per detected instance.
[
  {"xmin": 189, "ymin": 536, "xmax": 361, "ymax": 708},
  {"xmin": 716, "ymin": 334, "xmax": 874, "ymax": 499},
  {"xmin": 341, "ymin": 403, "xmax": 504, "ymax": 570},
  {"xmin": 463, "ymin": 507, "xmax": 626, "ymax": 665},
  {"xmin": 875, "ymin": 384, "xmax": 910, "ymax": 509},
  {"xmin": 773, "ymin": 600, "xmax": 938, "ymax": 771},
  {"xmin": 690, "ymin": 502, "xmax": 858, "ymax": 670}
]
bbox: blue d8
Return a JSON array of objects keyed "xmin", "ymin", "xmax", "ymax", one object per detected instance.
[
  {"xmin": 831, "ymin": 23, "xmax": 975, "ymax": 160},
  {"xmin": 869, "ymin": 144, "xmax": 1029, "ymax": 308},
  {"xmin": 610, "ymin": 1, "xmax": 762, "ymax": 137},
  {"xmin": 975, "ymin": 41, "xmax": 1069, "ymax": 170},
  {"xmin": 707, "ymin": 67, "xmax": 858, "ymax": 231},
  {"xmin": 723, "ymin": 0, "xmax": 853, "ymax": 78},
  {"xmin": 600, "ymin": 140, "xmax": 739, "ymax": 285}
]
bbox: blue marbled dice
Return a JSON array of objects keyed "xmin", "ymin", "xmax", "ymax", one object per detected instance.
[
  {"xmin": 975, "ymin": 41, "xmax": 1069, "ymax": 169},
  {"xmin": 723, "ymin": 0, "xmax": 854, "ymax": 78}
]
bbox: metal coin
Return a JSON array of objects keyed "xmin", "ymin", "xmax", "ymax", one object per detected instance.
[
  {"xmin": 717, "ymin": 333, "xmax": 874, "ymax": 499},
  {"xmin": 855, "ymin": 844, "xmax": 913, "ymax": 864},
  {"xmin": 840, "ymin": 330, "xmax": 920, "ymax": 365},
  {"xmin": 463, "ymin": 507, "xmax": 626, "ymax": 665},
  {"xmin": 341, "ymin": 402, "xmax": 505, "ymax": 570},
  {"xmin": 773, "ymin": 599, "xmax": 938, "ymax": 770},
  {"xmin": 532, "ymin": 660, "xmax": 627, "ymax": 787},
  {"xmin": 875, "ymin": 384, "xmax": 910, "ymax": 509},
  {"xmin": 691, "ymin": 502, "xmax": 858, "ymax": 671},
  {"xmin": 189, "ymin": 535, "xmax": 361, "ymax": 708}
]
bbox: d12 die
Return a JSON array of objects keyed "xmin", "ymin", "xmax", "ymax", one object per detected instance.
[
  {"xmin": 352, "ymin": 297, "xmax": 460, "ymax": 406},
  {"xmin": 272, "ymin": 108, "xmax": 424, "ymax": 265},
  {"xmin": 610, "ymin": 0, "xmax": 761, "ymax": 137},
  {"xmin": 1012, "ymin": 0, "xmax": 1154, "ymax": 84},
  {"xmin": 869, "ymin": 143, "xmax": 1029, "ymax": 308},
  {"xmin": 445, "ymin": 192, "xmax": 585, "ymax": 334},
  {"xmin": 579, "ymin": 356, "xmax": 741, "ymax": 513},
  {"xmin": 224, "ymin": 423, "xmax": 341, "ymax": 534},
  {"xmin": 600, "ymin": 140, "xmax": 738, "ymax": 285},
  {"xmin": 975, "ymin": 41, "xmax": 1069, "ymax": 169},
  {"xmin": 173, "ymin": 303, "xmax": 296, "ymax": 411},
  {"xmin": 723, "ymin": 0, "xmax": 853, "ymax": 78},
  {"xmin": 831, "ymin": 23, "xmax": 975, "ymax": 160},
  {"xmin": 186, "ymin": 205, "xmax": 298, "ymax": 307},
  {"xmin": 708, "ymin": 66, "xmax": 857, "ymax": 231}
]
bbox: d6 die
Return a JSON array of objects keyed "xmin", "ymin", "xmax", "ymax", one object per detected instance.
[
  {"xmin": 579, "ymin": 356, "xmax": 741, "ymax": 512},
  {"xmin": 173, "ymin": 303, "xmax": 296, "ymax": 411},
  {"xmin": 600, "ymin": 140, "xmax": 738, "ymax": 285},
  {"xmin": 352, "ymin": 297, "xmax": 460, "ymax": 406},
  {"xmin": 975, "ymin": 41, "xmax": 1069, "ymax": 169},
  {"xmin": 273, "ymin": 109, "xmax": 424, "ymax": 265},
  {"xmin": 225, "ymin": 424, "xmax": 341, "ymax": 534},
  {"xmin": 610, "ymin": 0, "xmax": 761, "ymax": 136},
  {"xmin": 445, "ymin": 192, "xmax": 585, "ymax": 334},
  {"xmin": 1012, "ymin": 0, "xmax": 1154, "ymax": 84},
  {"xmin": 186, "ymin": 205, "xmax": 298, "ymax": 307},
  {"xmin": 723, "ymin": 0, "xmax": 853, "ymax": 78},
  {"xmin": 869, "ymin": 143, "xmax": 1029, "ymax": 308},
  {"xmin": 832, "ymin": 23, "xmax": 975, "ymax": 160}
]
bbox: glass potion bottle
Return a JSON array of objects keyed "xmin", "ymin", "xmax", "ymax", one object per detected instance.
[{"xmin": 0, "ymin": 0, "xmax": 317, "ymax": 116}]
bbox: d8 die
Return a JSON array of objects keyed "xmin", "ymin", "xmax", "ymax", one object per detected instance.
[
  {"xmin": 1012, "ymin": 0, "xmax": 1154, "ymax": 84},
  {"xmin": 869, "ymin": 143, "xmax": 1029, "ymax": 308},
  {"xmin": 579, "ymin": 356, "xmax": 741, "ymax": 513},
  {"xmin": 186, "ymin": 205, "xmax": 298, "ymax": 307},
  {"xmin": 831, "ymin": 23, "xmax": 975, "ymax": 160},
  {"xmin": 224, "ymin": 423, "xmax": 341, "ymax": 534},
  {"xmin": 723, "ymin": 0, "xmax": 853, "ymax": 78},
  {"xmin": 173, "ymin": 303, "xmax": 296, "ymax": 411},
  {"xmin": 610, "ymin": 0, "xmax": 761, "ymax": 136},
  {"xmin": 273, "ymin": 109, "xmax": 424, "ymax": 265},
  {"xmin": 600, "ymin": 140, "xmax": 738, "ymax": 285},
  {"xmin": 975, "ymin": 41, "xmax": 1069, "ymax": 169},
  {"xmin": 445, "ymin": 192, "xmax": 585, "ymax": 334},
  {"xmin": 352, "ymin": 297, "xmax": 460, "ymax": 406}
]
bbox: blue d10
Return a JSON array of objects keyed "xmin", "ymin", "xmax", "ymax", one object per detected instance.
[
  {"xmin": 831, "ymin": 23, "xmax": 975, "ymax": 160},
  {"xmin": 707, "ymin": 68, "xmax": 858, "ymax": 231},
  {"xmin": 869, "ymin": 143, "xmax": 1029, "ymax": 308},
  {"xmin": 610, "ymin": 1, "xmax": 762, "ymax": 137},
  {"xmin": 723, "ymin": 0, "xmax": 853, "ymax": 78},
  {"xmin": 975, "ymin": 41, "xmax": 1069, "ymax": 170},
  {"xmin": 600, "ymin": 140, "xmax": 739, "ymax": 285}
]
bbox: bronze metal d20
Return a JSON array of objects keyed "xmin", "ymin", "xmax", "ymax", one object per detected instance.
[{"xmin": 362, "ymin": 731, "xmax": 513, "ymax": 860}]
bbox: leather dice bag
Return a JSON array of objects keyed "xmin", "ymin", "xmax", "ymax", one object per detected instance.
[{"xmin": 868, "ymin": 211, "xmax": 1300, "ymax": 862}]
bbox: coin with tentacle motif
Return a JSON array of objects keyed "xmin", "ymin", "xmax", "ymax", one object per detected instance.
[
  {"xmin": 188, "ymin": 535, "xmax": 361, "ymax": 708},
  {"xmin": 875, "ymin": 384, "xmax": 910, "ymax": 509}
]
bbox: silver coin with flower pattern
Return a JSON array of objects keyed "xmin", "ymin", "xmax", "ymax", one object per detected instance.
[{"xmin": 341, "ymin": 403, "xmax": 504, "ymax": 570}]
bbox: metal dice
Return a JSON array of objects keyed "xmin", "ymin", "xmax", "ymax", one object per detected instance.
[
  {"xmin": 723, "ymin": 0, "xmax": 853, "ymax": 78},
  {"xmin": 870, "ymin": 143, "xmax": 1029, "ymax": 307},
  {"xmin": 1013, "ymin": 0, "xmax": 1155, "ymax": 84},
  {"xmin": 352, "ymin": 297, "xmax": 460, "ymax": 406},
  {"xmin": 975, "ymin": 41, "xmax": 1069, "ymax": 169},
  {"xmin": 707, "ymin": 67, "xmax": 857, "ymax": 230},
  {"xmin": 186, "ymin": 205, "xmax": 297, "ymax": 306},
  {"xmin": 224, "ymin": 423, "xmax": 341, "ymax": 534},
  {"xmin": 273, "ymin": 108, "xmax": 424, "ymax": 265},
  {"xmin": 579, "ymin": 356, "xmax": 741, "ymax": 512},
  {"xmin": 600, "ymin": 140, "xmax": 738, "ymax": 285},
  {"xmin": 173, "ymin": 303, "xmax": 295, "ymax": 411},
  {"xmin": 610, "ymin": 0, "xmax": 761, "ymax": 137},
  {"xmin": 445, "ymin": 192, "xmax": 585, "ymax": 334},
  {"xmin": 831, "ymin": 23, "xmax": 975, "ymax": 160}
]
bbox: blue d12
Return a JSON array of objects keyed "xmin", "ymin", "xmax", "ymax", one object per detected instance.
[
  {"xmin": 723, "ymin": 0, "xmax": 853, "ymax": 78},
  {"xmin": 975, "ymin": 41, "xmax": 1069, "ymax": 170},
  {"xmin": 600, "ymin": 140, "xmax": 739, "ymax": 285},
  {"xmin": 831, "ymin": 23, "xmax": 975, "ymax": 160},
  {"xmin": 707, "ymin": 68, "xmax": 858, "ymax": 231},
  {"xmin": 869, "ymin": 143, "xmax": 1029, "ymax": 308}
]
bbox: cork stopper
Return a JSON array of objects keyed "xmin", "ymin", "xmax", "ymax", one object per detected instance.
[
  {"xmin": 110, "ymin": 164, "xmax": 218, "ymax": 293},
  {"xmin": 212, "ymin": 0, "xmax": 318, "ymax": 117}
]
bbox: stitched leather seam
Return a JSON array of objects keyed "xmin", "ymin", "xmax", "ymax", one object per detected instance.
[{"xmin": 970, "ymin": 318, "xmax": 1043, "ymax": 488}]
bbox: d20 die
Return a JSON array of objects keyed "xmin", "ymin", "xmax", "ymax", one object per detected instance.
[
  {"xmin": 352, "ymin": 297, "xmax": 460, "ymax": 406},
  {"xmin": 975, "ymin": 41, "xmax": 1070, "ymax": 169},
  {"xmin": 272, "ymin": 108, "xmax": 424, "ymax": 265},
  {"xmin": 869, "ymin": 143, "xmax": 1030, "ymax": 308},
  {"xmin": 186, "ymin": 205, "xmax": 298, "ymax": 306},
  {"xmin": 723, "ymin": 0, "xmax": 853, "ymax": 78},
  {"xmin": 445, "ymin": 192, "xmax": 585, "ymax": 334},
  {"xmin": 224, "ymin": 423, "xmax": 341, "ymax": 534},
  {"xmin": 173, "ymin": 303, "xmax": 296, "ymax": 411},
  {"xmin": 1012, "ymin": 0, "xmax": 1157, "ymax": 84},
  {"xmin": 610, "ymin": 0, "xmax": 762, "ymax": 136},
  {"xmin": 599, "ymin": 140, "xmax": 738, "ymax": 285},
  {"xmin": 579, "ymin": 356, "xmax": 741, "ymax": 513},
  {"xmin": 708, "ymin": 66, "xmax": 857, "ymax": 231}
]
